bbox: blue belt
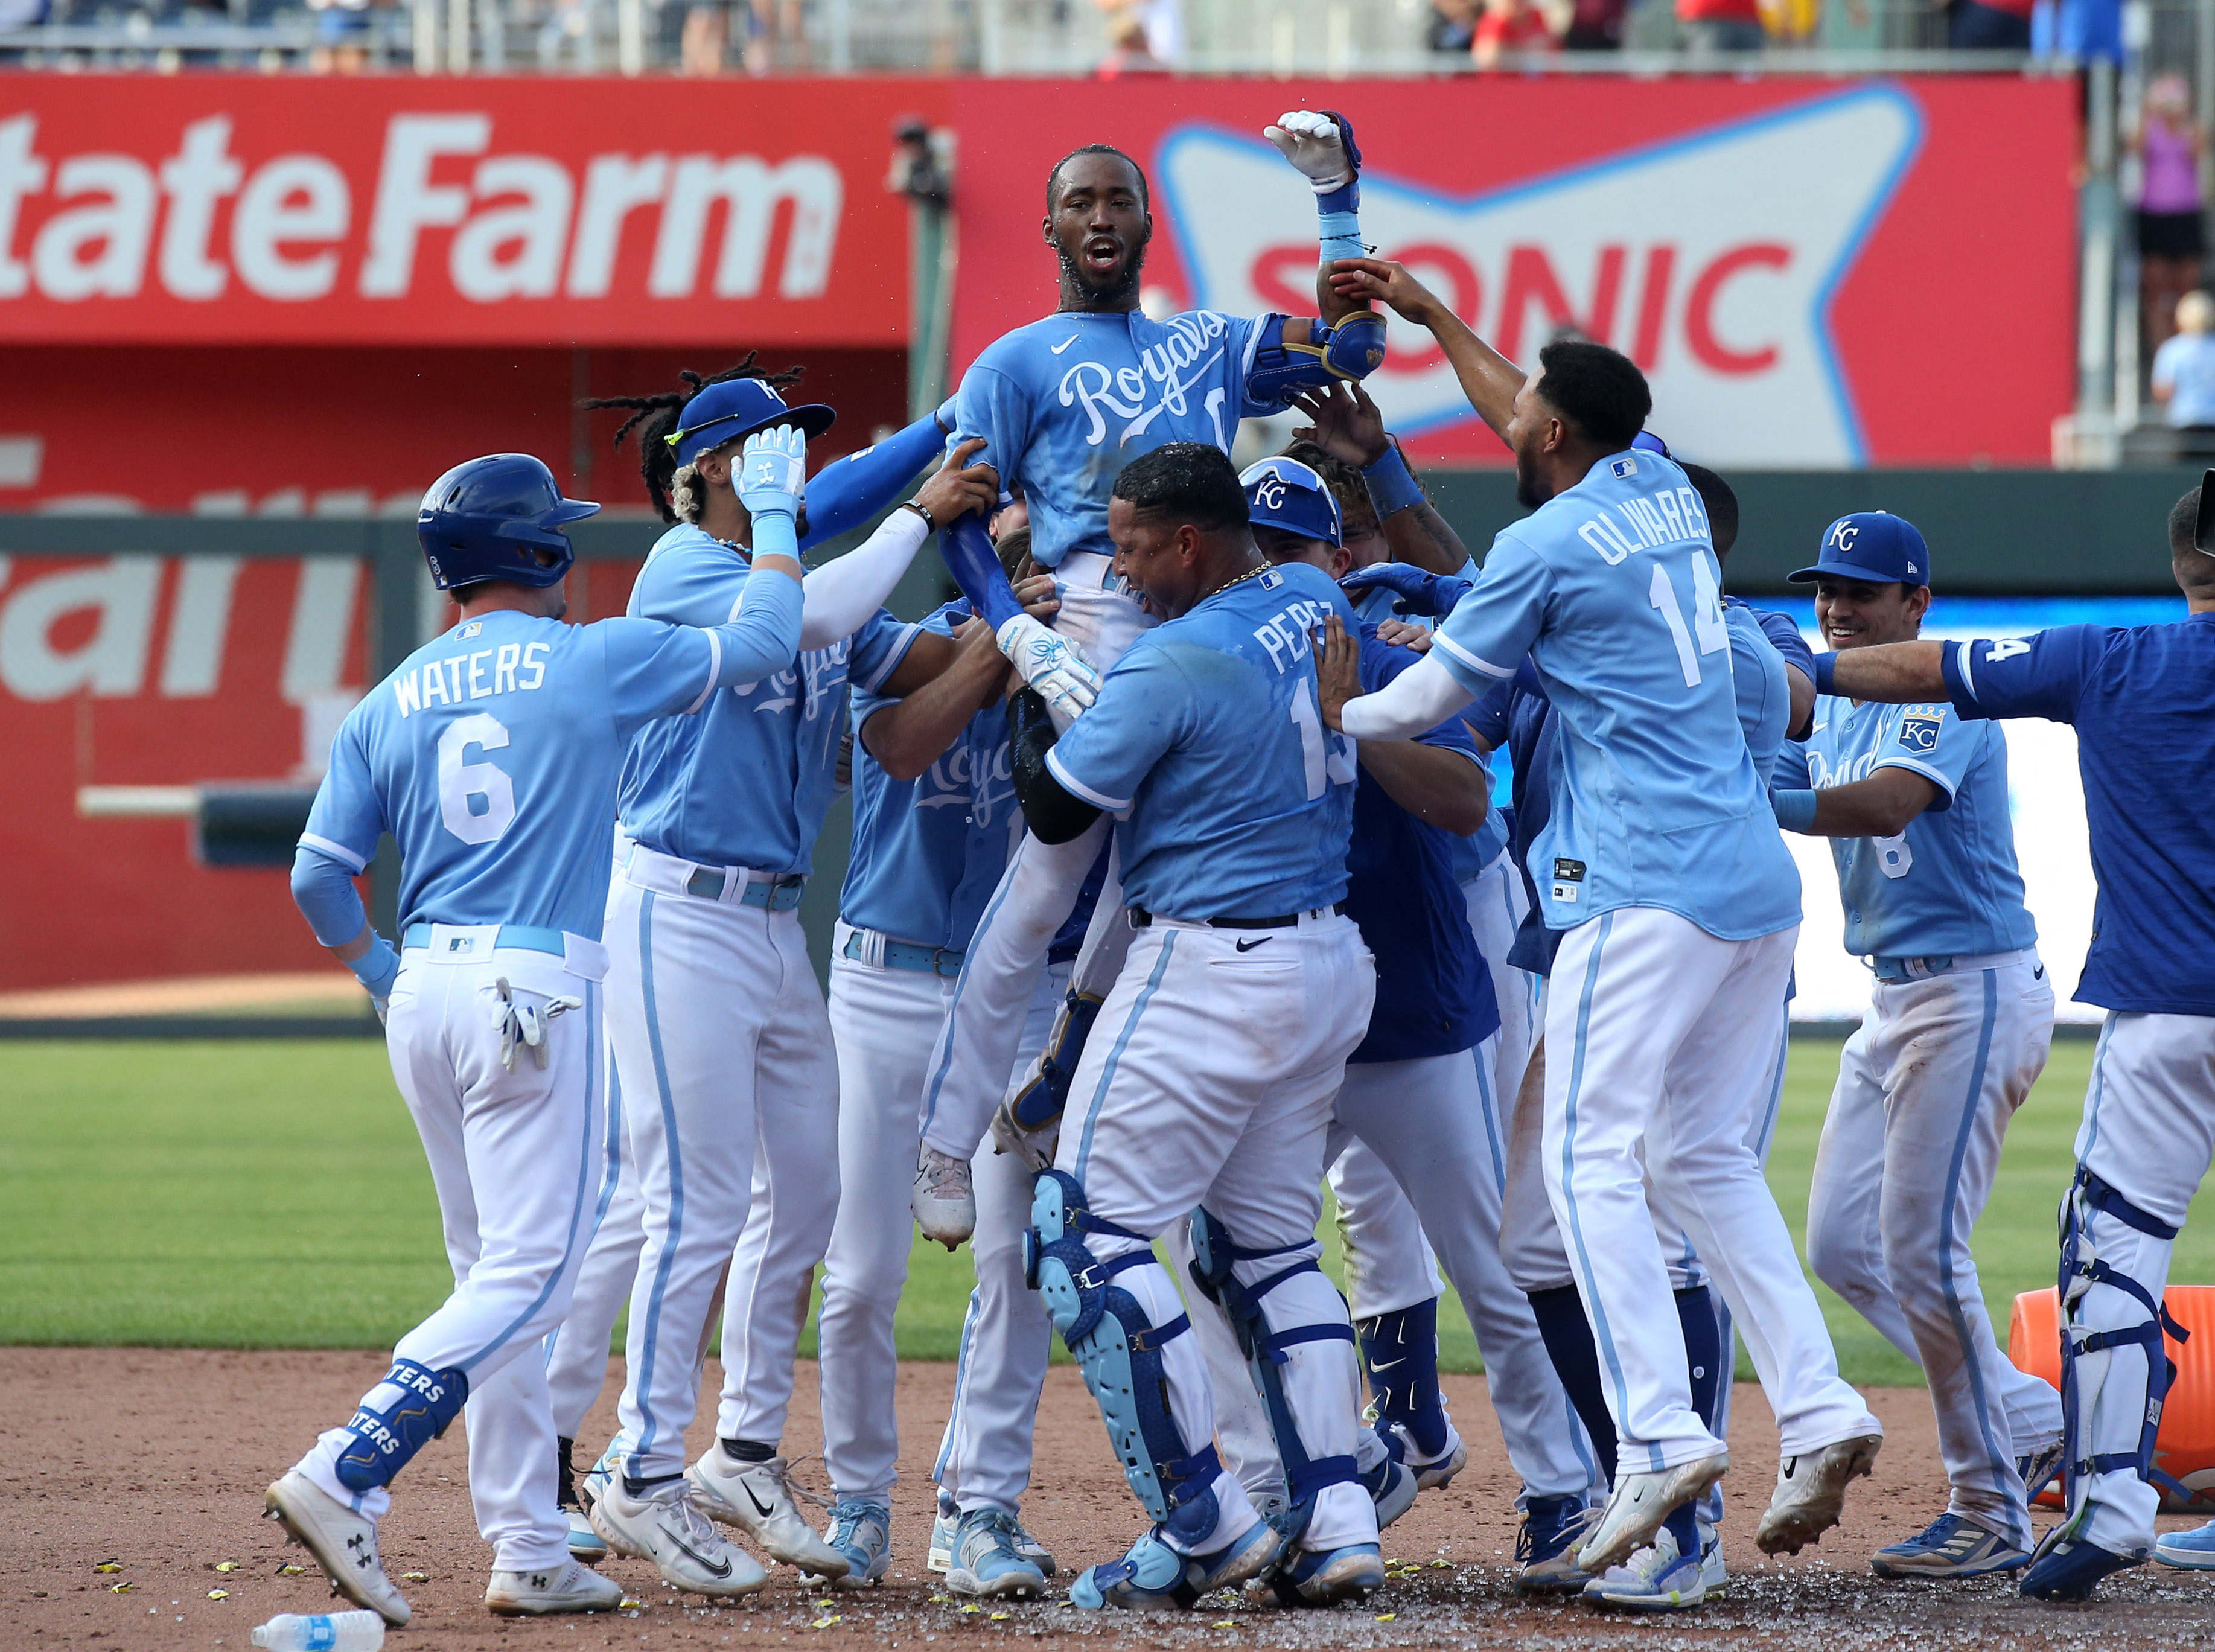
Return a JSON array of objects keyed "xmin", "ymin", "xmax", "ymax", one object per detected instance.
[
  {"xmin": 403, "ymin": 923, "xmax": 567, "ymax": 957},
  {"xmin": 842, "ymin": 927, "xmax": 964, "ymax": 977},
  {"xmin": 685, "ymin": 866, "xmax": 806, "ymax": 911},
  {"xmin": 1871, "ymin": 955, "xmax": 1951, "ymax": 983}
]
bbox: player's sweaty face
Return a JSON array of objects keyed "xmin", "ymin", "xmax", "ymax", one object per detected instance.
[
  {"xmin": 1505, "ymin": 371, "xmax": 1555, "ymax": 511},
  {"xmin": 1047, "ymin": 155, "xmax": 1150, "ymax": 300},
  {"xmin": 1815, "ymin": 578, "xmax": 1920, "ymax": 650},
  {"xmin": 1108, "ymin": 496, "xmax": 1195, "ymax": 617}
]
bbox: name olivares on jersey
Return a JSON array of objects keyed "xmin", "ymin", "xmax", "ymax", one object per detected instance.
[
  {"xmin": 394, "ymin": 640, "xmax": 550, "ymax": 719},
  {"xmin": 1573, "ymin": 473, "xmax": 1715, "ymax": 566}
]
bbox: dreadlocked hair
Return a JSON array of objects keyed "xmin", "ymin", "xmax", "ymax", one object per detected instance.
[{"xmin": 582, "ymin": 354, "xmax": 806, "ymax": 525}]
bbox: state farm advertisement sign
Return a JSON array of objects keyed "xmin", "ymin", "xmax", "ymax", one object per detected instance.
[
  {"xmin": 950, "ymin": 78, "xmax": 2077, "ymax": 467},
  {"xmin": 0, "ymin": 78, "xmax": 929, "ymax": 344}
]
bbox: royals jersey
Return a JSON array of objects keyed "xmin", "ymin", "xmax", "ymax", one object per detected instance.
[
  {"xmin": 1779, "ymin": 694, "xmax": 2035, "ymax": 962},
  {"xmin": 1941, "ymin": 616, "xmax": 2215, "ymax": 1015},
  {"xmin": 619, "ymin": 523, "xmax": 919, "ymax": 875},
  {"xmin": 954, "ymin": 309, "xmax": 1280, "ymax": 569},
  {"xmin": 841, "ymin": 615, "xmax": 1022, "ymax": 952},
  {"xmin": 1430, "ymin": 448, "xmax": 1800, "ymax": 941},
  {"xmin": 1047, "ymin": 561, "xmax": 1359, "ymax": 920},
  {"xmin": 1726, "ymin": 602, "xmax": 1793, "ymax": 783},
  {"xmin": 304, "ymin": 609, "xmax": 753, "ymax": 938}
]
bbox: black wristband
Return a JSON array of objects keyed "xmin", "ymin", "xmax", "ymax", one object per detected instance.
[{"xmin": 900, "ymin": 499, "xmax": 936, "ymax": 531}]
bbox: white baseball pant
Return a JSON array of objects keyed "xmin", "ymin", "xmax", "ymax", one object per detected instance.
[
  {"xmin": 546, "ymin": 1047, "xmax": 640, "ymax": 1441},
  {"xmin": 294, "ymin": 931, "xmax": 605, "ymax": 1572},
  {"xmin": 1545, "ymin": 907, "xmax": 1881, "ymax": 1469},
  {"xmin": 932, "ymin": 960, "xmax": 1071, "ymax": 1514},
  {"xmin": 1463, "ymin": 851, "xmax": 1541, "ymax": 1118},
  {"xmin": 1057, "ymin": 912, "xmax": 1378, "ymax": 1555},
  {"xmin": 2056, "ymin": 1011, "xmax": 2215, "ymax": 1557},
  {"xmin": 603, "ymin": 850, "xmax": 839, "ymax": 1481},
  {"xmin": 918, "ymin": 559, "xmax": 1151, "ymax": 1162},
  {"xmin": 1805, "ymin": 953, "xmax": 2060, "ymax": 1548}
]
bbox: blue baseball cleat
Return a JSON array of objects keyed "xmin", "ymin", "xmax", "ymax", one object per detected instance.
[
  {"xmin": 2019, "ymin": 1526, "xmax": 2143, "ymax": 1601},
  {"xmin": 1516, "ymin": 1494, "xmax": 1599, "ymax": 1595},
  {"xmin": 1067, "ymin": 1519, "xmax": 1280, "ymax": 1611},
  {"xmin": 2156, "ymin": 1519, "xmax": 2215, "ymax": 1569},
  {"xmin": 1361, "ymin": 1443, "xmax": 1418, "ymax": 1532},
  {"xmin": 1270, "ymin": 1541, "xmax": 1386, "ymax": 1606},
  {"xmin": 946, "ymin": 1508, "xmax": 1048, "ymax": 1599},
  {"xmin": 817, "ymin": 1497, "xmax": 891, "ymax": 1589},
  {"xmin": 1871, "ymin": 1513, "xmax": 2029, "ymax": 1579}
]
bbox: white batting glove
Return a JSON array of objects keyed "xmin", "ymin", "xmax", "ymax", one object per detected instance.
[
  {"xmin": 736, "ymin": 424, "xmax": 807, "ymax": 521},
  {"xmin": 997, "ymin": 613, "xmax": 1101, "ymax": 730},
  {"xmin": 1264, "ymin": 110, "xmax": 1355, "ymax": 193}
]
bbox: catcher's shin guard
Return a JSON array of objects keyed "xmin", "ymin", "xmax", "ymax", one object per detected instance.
[
  {"xmin": 1007, "ymin": 990, "xmax": 1105, "ymax": 1134},
  {"xmin": 335, "ymin": 1358, "xmax": 470, "ymax": 1493},
  {"xmin": 2057, "ymin": 1166, "xmax": 2191, "ymax": 1514},
  {"xmin": 1026, "ymin": 1171, "xmax": 1221, "ymax": 1543}
]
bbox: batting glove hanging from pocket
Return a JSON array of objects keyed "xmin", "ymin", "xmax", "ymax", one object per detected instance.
[{"xmin": 493, "ymin": 977, "xmax": 585, "ymax": 1072}]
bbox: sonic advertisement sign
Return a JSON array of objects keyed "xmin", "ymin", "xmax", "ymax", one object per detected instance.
[{"xmin": 951, "ymin": 77, "xmax": 2077, "ymax": 468}]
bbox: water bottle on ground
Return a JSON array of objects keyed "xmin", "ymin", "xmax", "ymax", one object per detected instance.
[{"xmin": 249, "ymin": 1609, "xmax": 386, "ymax": 1651}]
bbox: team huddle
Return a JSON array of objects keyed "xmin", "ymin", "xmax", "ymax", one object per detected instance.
[{"xmin": 258, "ymin": 110, "xmax": 2215, "ymax": 1621}]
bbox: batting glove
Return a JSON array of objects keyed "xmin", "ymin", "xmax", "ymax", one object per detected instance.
[
  {"xmin": 1339, "ymin": 561, "xmax": 1472, "ymax": 617},
  {"xmin": 997, "ymin": 614, "xmax": 1102, "ymax": 732},
  {"xmin": 1264, "ymin": 109, "xmax": 1361, "ymax": 193},
  {"xmin": 736, "ymin": 424, "xmax": 808, "ymax": 521}
]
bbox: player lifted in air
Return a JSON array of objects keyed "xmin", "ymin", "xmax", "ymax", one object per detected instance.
[{"xmin": 908, "ymin": 112, "xmax": 1391, "ymax": 1244}]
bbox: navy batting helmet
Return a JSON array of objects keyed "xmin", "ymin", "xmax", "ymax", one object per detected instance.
[
  {"xmin": 1240, "ymin": 456, "xmax": 1343, "ymax": 549},
  {"xmin": 416, "ymin": 454, "xmax": 600, "ymax": 591}
]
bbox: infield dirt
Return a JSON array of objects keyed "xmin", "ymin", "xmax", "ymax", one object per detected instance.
[{"xmin": 10, "ymin": 1348, "xmax": 2215, "ymax": 1650}]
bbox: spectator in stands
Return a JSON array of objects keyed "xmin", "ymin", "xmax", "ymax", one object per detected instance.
[
  {"xmin": 1428, "ymin": 0, "xmax": 1480, "ymax": 51},
  {"xmin": 1473, "ymin": 0, "xmax": 1555, "ymax": 63},
  {"xmin": 681, "ymin": 0, "xmax": 728, "ymax": 72},
  {"xmin": 307, "ymin": 0, "xmax": 378, "ymax": 72},
  {"xmin": 1678, "ymin": 0, "xmax": 1764, "ymax": 52},
  {"xmin": 1948, "ymin": 0, "xmax": 2032, "ymax": 50},
  {"xmin": 1096, "ymin": 0, "xmax": 1181, "ymax": 63},
  {"xmin": 742, "ymin": 0, "xmax": 808, "ymax": 72},
  {"xmin": 1097, "ymin": 11, "xmax": 1169, "ymax": 74},
  {"xmin": 2135, "ymin": 74, "xmax": 2206, "ymax": 357},
  {"xmin": 2152, "ymin": 290, "xmax": 2215, "ymax": 456},
  {"xmin": 1561, "ymin": 0, "xmax": 1624, "ymax": 49}
]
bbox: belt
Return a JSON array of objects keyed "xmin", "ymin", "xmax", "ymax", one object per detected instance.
[
  {"xmin": 403, "ymin": 922, "xmax": 567, "ymax": 957},
  {"xmin": 623, "ymin": 840, "xmax": 806, "ymax": 911},
  {"xmin": 685, "ymin": 866, "xmax": 806, "ymax": 911},
  {"xmin": 841, "ymin": 926, "xmax": 964, "ymax": 977},
  {"xmin": 1129, "ymin": 902, "xmax": 1345, "ymax": 931},
  {"xmin": 1869, "ymin": 947, "xmax": 2038, "ymax": 984}
]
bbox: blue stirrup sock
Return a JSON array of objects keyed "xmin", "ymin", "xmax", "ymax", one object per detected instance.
[{"xmin": 1527, "ymin": 1285, "xmax": 1616, "ymax": 1487}]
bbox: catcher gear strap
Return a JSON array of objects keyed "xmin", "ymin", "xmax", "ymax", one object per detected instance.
[
  {"xmin": 1247, "ymin": 312, "xmax": 1388, "ymax": 409},
  {"xmin": 1187, "ymin": 1205, "xmax": 1359, "ymax": 1511},
  {"xmin": 335, "ymin": 1358, "xmax": 469, "ymax": 1493},
  {"xmin": 1025, "ymin": 1170, "xmax": 1222, "ymax": 1537},
  {"xmin": 1008, "ymin": 989, "xmax": 1107, "ymax": 1132},
  {"xmin": 2057, "ymin": 1165, "xmax": 2191, "ymax": 1508}
]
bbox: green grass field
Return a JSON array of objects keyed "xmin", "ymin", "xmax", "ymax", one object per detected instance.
[{"xmin": 6, "ymin": 1034, "xmax": 2212, "ymax": 1384}]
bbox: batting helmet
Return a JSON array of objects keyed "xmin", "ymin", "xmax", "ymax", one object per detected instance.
[
  {"xmin": 415, "ymin": 454, "xmax": 600, "ymax": 592},
  {"xmin": 1240, "ymin": 456, "xmax": 1343, "ymax": 549}
]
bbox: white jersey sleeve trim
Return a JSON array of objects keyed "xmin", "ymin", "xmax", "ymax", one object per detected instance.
[
  {"xmin": 687, "ymin": 628, "xmax": 722, "ymax": 715},
  {"xmin": 1429, "ymin": 631, "xmax": 1516, "ymax": 681},
  {"xmin": 855, "ymin": 622, "xmax": 923, "ymax": 695},
  {"xmin": 1045, "ymin": 747, "xmax": 1132, "ymax": 813},
  {"xmin": 1952, "ymin": 639, "xmax": 1977, "ymax": 702},
  {"xmin": 298, "ymin": 832, "xmax": 369, "ymax": 873},
  {"xmin": 1873, "ymin": 753, "xmax": 1959, "ymax": 800}
]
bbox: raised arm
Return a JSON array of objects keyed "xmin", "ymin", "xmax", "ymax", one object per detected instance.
[
  {"xmin": 798, "ymin": 438, "xmax": 997, "ymax": 650},
  {"xmin": 1329, "ymin": 257, "xmax": 1523, "ymax": 445},
  {"xmin": 796, "ymin": 409, "xmax": 954, "ymax": 551},
  {"xmin": 1295, "ymin": 383, "xmax": 1467, "ymax": 576},
  {"xmin": 1817, "ymin": 641, "xmax": 1950, "ymax": 704}
]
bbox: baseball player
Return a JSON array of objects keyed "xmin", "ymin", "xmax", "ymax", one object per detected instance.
[
  {"xmin": 566, "ymin": 365, "xmax": 1001, "ymax": 1596},
  {"xmin": 265, "ymin": 448, "xmax": 809, "ymax": 1622},
  {"xmin": 1321, "ymin": 257, "xmax": 1886, "ymax": 1572},
  {"xmin": 1811, "ymin": 483, "xmax": 2215, "ymax": 1603},
  {"xmin": 1774, "ymin": 512, "xmax": 2065, "ymax": 1578},
  {"xmin": 1002, "ymin": 443, "xmax": 1382, "ymax": 1609},
  {"xmin": 911, "ymin": 116, "xmax": 1391, "ymax": 1244}
]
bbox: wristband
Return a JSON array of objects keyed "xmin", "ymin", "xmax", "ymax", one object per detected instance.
[
  {"xmin": 349, "ymin": 936, "xmax": 401, "ymax": 1001},
  {"xmin": 900, "ymin": 499, "xmax": 937, "ymax": 531},
  {"xmin": 1811, "ymin": 650, "xmax": 1837, "ymax": 694},
  {"xmin": 1362, "ymin": 444, "xmax": 1424, "ymax": 518},
  {"xmin": 1770, "ymin": 789, "xmax": 1818, "ymax": 834}
]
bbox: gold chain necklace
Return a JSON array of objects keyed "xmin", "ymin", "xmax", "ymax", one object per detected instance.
[{"xmin": 1198, "ymin": 561, "xmax": 1270, "ymax": 605}]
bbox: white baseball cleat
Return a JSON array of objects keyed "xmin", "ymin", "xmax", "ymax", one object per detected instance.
[
  {"xmin": 588, "ymin": 1477, "xmax": 768, "ymax": 1597},
  {"xmin": 687, "ymin": 1449, "xmax": 851, "ymax": 1578},
  {"xmin": 1576, "ymin": 1455, "xmax": 1730, "ymax": 1575},
  {"xmin": 1755, "ymin": 1434, "xmax": 1882, "ymax": 1556},
  {"xmin": 912, "ymin": 1146, "xmax": 976, "ymax": 1248},
  {"xmin": 485, "ymin": 1558, "xmax": 626, "ymax": 1616},
  {"xmin": 263, "ymin": 1470, "xmax": 412, "ymax": 1627}
]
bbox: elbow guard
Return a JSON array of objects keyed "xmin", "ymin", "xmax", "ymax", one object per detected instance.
[{"xmin": 1246, "ymin": 311, "xmax": 1388, "ymax": 407}]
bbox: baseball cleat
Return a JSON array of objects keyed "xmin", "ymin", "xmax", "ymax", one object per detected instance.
[
  {"xmin": 2017, "ymin": 1435, "xmax": 2065, "ymax": 1504},
  {"xmin": 1870, "ymin": 1513, "xmax": 2029, "ymax": 1578},
  {"xmin": 1515, "ymin": 1495, "xmax": 1599, "ymax": 1594},
  {"xmin": 263, "ymin": 1470, "xmax": 412, "ymax": 1628},
  {"xmin": 2156, "ymin": 1517, "xmax": 2215, "ymax": 1569},
  {"xmin": 1362, "ymin": 1449, "xmax": 1418, "ymax": 1532},
  {"xmin": 587, "ymin": 1478, "xmax": 768, "ymax": 1598},
  {"xmin": 1581, "ymin": 1525, "xmax": 1713, "ymax": 1612},
  {"xmin": 687, "ymin": 1449, "xmax": 850, "ymax": 1578},
  {"xmin": 485, "ymin": 1558, "xmax": 626, "ymax": 1616},
  {"xmin": 1577, "ymin": 1454, "xmax": 1729, "ymax": 1574},
  {"xmin": 1395, "ymin": 1424, "xmax": 1468, "ymax": 1492},
  {"xmin": 1755, "ymin": 1434, "xmax": 1881, "ymax": 1556},
  {"xmin": 557, "ymin": 1438, "xmax": 608, "ymax": 1562},
  {"xmin": 1071, "ymin": 1520, "xmax": 1280, "ymax": 1610},
  {"xmin": 815, "ymin": 1497, "xmax": 891, "ymax": 1589},
  {"xmin": 912, "ymin": 1146, "xmax": 976, "ymax": 1249},
  {"xmin": 1273, "ymin": 1541, "xmax": 1386, "ymax": 1606},
  {"xmin": 928, "ymin": 1492, "xmax": 956, "ymax": 1574},
  {"xmin": 2019, "ymin": 1523, "xmax": 2143, "ymax": 1600},
  {"xmin": 946, "ymin": 1508, "xmax": 1050, "ymax": 1599}
]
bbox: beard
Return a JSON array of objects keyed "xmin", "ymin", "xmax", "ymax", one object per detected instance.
[
  {"xmin": 1513, "ymin": 444, "xmax": 1552, "ymax": 512},
  {"xmin": 1057, "ymin": 230, "xmax": 1150, "ymax": 308}
]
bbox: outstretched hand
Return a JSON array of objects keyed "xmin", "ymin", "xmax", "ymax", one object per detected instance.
[
  {"xmin": 1293, "ymin": 381, "xmax": 1389, "ymax": 468},
  {"xmin": 1327, "ymin": 257, "xmax": 1443, "ymax": 327},
  {"xmin": 1314, "ymin": 614, "xmax": 1362, "ymax": 732},
  {"xmin": 913, "ymin": 437, "xmax": 998, "ymax": 526}
]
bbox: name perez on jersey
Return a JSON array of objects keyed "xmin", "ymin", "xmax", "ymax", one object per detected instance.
[
  {"xmin": 394, "ymin": 640, "xmax": 551, "ymax": 719},
  {"xmin": 1252, "ymin": 595, "xmax": 1333, "ymax": 674}
]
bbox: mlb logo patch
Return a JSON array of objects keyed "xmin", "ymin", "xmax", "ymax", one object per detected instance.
[
  {"xmin": 1610, "ymin": 457, "xmax": 1638, "ymax": 479},
  {"xmin": 1259, "ymin": 569, "xmax": 1284, "ymax": 589},
  {"xmin": 460, "ymin": 621, "xmax": 483, "ymax": 640},
  {"xmin": 1898, "ymin": 713, "xmax": 1942, "ymax": 754}
]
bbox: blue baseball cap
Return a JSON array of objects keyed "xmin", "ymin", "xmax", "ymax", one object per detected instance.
[
  {"xmin": 1240, "ymin": 456, "xmax": 1343, "ymax": 549},
  {"xmin": 1789, "ymin": 511, "xmax": 1931, "ymax": 587},
  {"xmin": 666, "ymin": 378, "xmax": 836, "ymax": 469}
]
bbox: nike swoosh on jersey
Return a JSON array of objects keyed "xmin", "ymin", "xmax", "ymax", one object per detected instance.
[{"xmin": 1051, "ymin": 334, "xmax": 1081, "ymax": 354}]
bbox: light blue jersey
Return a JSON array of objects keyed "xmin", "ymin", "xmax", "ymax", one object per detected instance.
[
  {"xmin": 954, "ymin": 310, "xmax": 1276, "ymax": 569},
  {"xmin": 1726, "ymin": 603, "xmax": 1793, "ymax": 784},
  {"xmin": 841, "ymin": 620, "xmax": 1022, "ymax": 951},
  {"xmin": 304, "ymin": 608, "xmax": 782, "ymax": 937},
  {"xmin": 619, "ymin": 523, "xmax": 919, "ymax": 875},
  {"xmin": 1429, "ymin": 450, "xmax": 1800, "ymax": 941},
  {"xmin": 1047, "ymin": 561, "xmax": 1359, "ymax": 920},
  {"xmin": 1779, "ymin": 695, "xmax": 2036, "ymax": 960}
]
